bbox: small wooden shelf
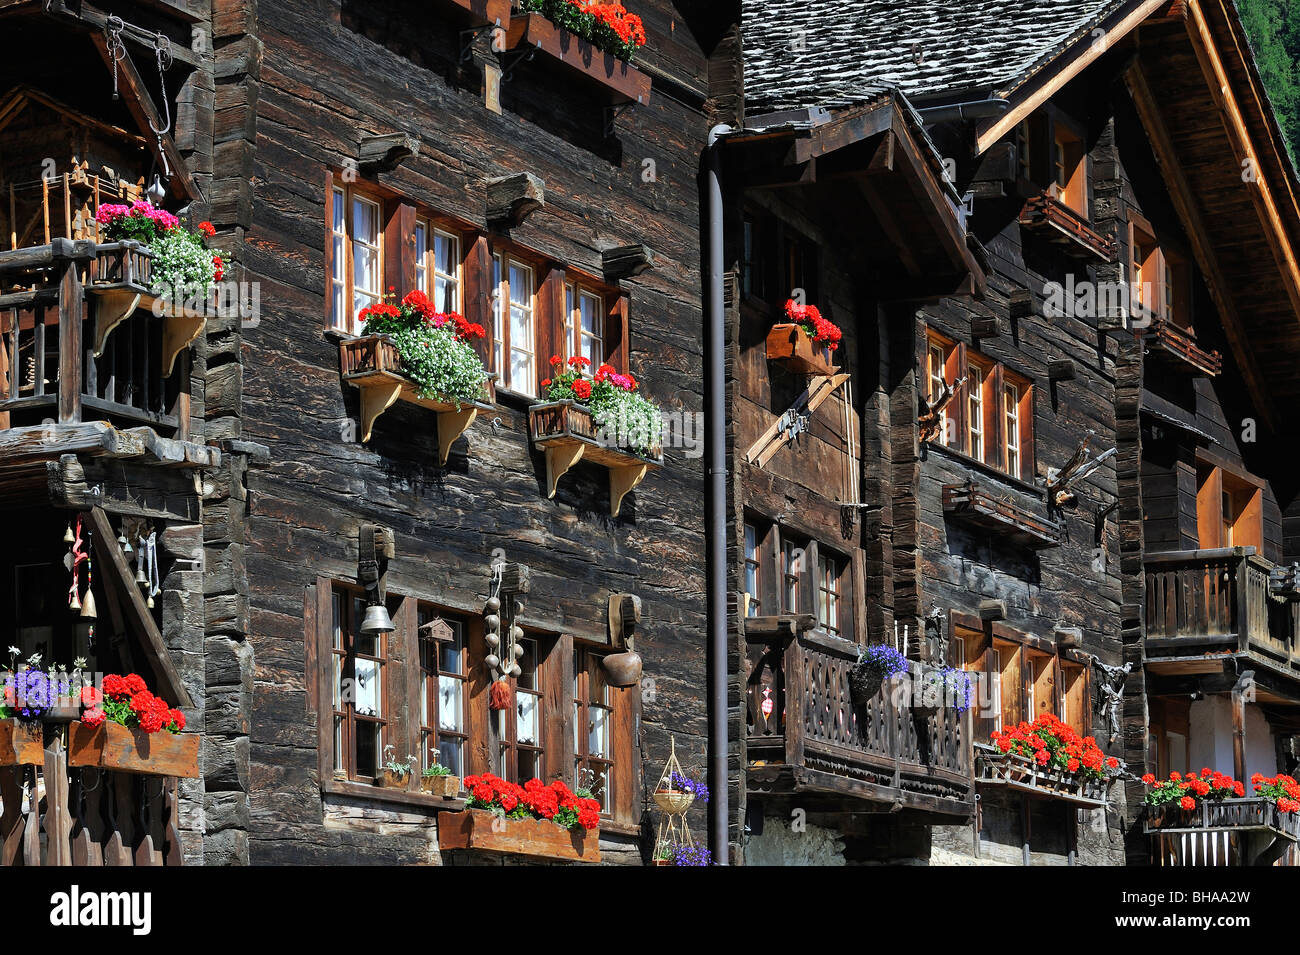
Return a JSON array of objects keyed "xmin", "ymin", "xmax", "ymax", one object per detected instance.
[
  {"xmin": 339, "ymin": 334, "xmax": 494, "ymax": 465},
  {"xmin": 765, "ymin": 323, "xmax": 838, "ymax": 376},
  {"xmin": 1142, "ymin": 316, "xmax": 1222, "ymax": 376},
  {"xmin": 529, "ymin": 399, "xmax": 662, "ymax": 516},
  {"xmin": 942, "ymin": 479, "xmax": 1061, "ymax": 549},
  {"xmin": 438, "ymin": 808, "xmax": 600, "ymax": 863},
  {"xmin": 1018, "ymin": 192, "xmax": 1116, "ymax": 262},
  {"xmin": 505, "ymin": 12, "xmax": 652, "ymax": 106},
  {"xmin": 67, "ymin": 720, "xmax": 200, "ymax": 779}
]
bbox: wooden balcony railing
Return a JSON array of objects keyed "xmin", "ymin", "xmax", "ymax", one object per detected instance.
[
  {"xmin": 1142, "ymin": 316, "xmax": 1222, "ymax": 376},
  {"xmin": 0, "ymin": 240, "xmax": 191, "ymax": 438},
  {"xmin": 1144, "ymin": 548, "xmax": 1300, "ymax": 668},
  {"xmin": 1145, "ymin": 797, "xmax": 1299, "ymax": 866},
  {"xmin": 0, "ymin": 725, "xmax": 187, "ymax": 866},
  {"xmin": 745, "ymin": 625, "xmax": 974, "ymax": 815}
]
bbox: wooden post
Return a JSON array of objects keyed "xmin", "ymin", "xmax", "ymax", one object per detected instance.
[
  {"xmin": 57, "ymin": 254, "xmax": 83, "ymax": 424},
  {"xmin": 43, "ymin": 737, "xmax": 72, "ymax": 865},
  {"xmin": 1231, "ymin": 677, "xmax": 1249, "ymax": 783}
]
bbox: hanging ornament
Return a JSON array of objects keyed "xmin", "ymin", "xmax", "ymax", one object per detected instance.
[
  {"xmin": 68, "ymin": 515, "xmax": 88, "ymax": 611},
  {"xmin": 80, "ymin": 530, "xmax": 98, "ymax": 620},
  {"xmin": 63, "ymin": 522, "xmax": 75, "ymax": 544},
  {"xmin": 488, "ymin": 679, "xmax": 512, "ymax": 711},
  {"xmin": 146, "ymin": 173, "xmax": 167, "ymax": 205},
  {"xmin": 118, "ymin": 531, "xmax": 132, "ymax": 553}
]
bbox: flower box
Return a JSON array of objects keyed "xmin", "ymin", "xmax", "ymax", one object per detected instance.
[
  {"xmin": 339, "ymin": 334, "xmax": 495, "ymax": 465},
  {"xmin": 66, "ymin": 720, "xmax": 199, "ymax": 779},
  {"xmin": 437, "ymin": 808, "xmax": 601, "ymax": 862},
  {"xmin": 422, "ymin": 774, "xmax": 461, "ymax": 797},
  {"xmin": 976, "ymin": 749, "xmax": 1108, "ymax": 807},
  {"xmin": 765, "ymin": 323, "xmax": 836, "ymax": 376},
  {"xmin": 505, "ymin": 12, "xmax": 651, "ymax": 106},
  {"xmin": 0, "ymin": 718, "xmax": 44, "ymax": 766},
  {"xmin": 528, "ymin": 398, "xmax": 662, "ymax": 516}
]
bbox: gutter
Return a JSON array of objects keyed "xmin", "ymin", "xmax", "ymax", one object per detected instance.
[
  {"xmin": 704, "ymin": 123, "xmax": 731, "ymax": 865},
  {"xmin": 916, "ymin": 97, "xmax": 1011, "ymax": 125}
]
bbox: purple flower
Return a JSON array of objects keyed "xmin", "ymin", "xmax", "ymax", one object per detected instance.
[
  {"xmin": 669, "ymin": 770, "xmax": 709, "ymax": 803},
  {"xmin": 673, "ymin": 844, "xmax": 712, "ymax": 866}
]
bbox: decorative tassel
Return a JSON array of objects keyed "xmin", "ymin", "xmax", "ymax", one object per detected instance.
[{"xmin": 488, "ymin": 679, "xmax": 512, "ymax": 711}]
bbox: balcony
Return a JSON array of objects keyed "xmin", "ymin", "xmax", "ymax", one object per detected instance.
[
  {"xmin": 1145, "ymin": 797, "xmax": 1299, "ymax": 866},
  {"xmin": 1144, "ymin": 548, "xmax": 1300, "ymax": 677},
  {"xmin": 1018, "ymin": 191, "xmax": 1117, "ymax": 262},
  {"xmin": 1141, "ymin": 315, "xmax": 1222, "ymax": 377},
  {"xmin": 744, "ymin": 619, "xmax": 974, "ymax": 817},
  {"xmin": 0, "ymin": 241, "xmax": 213, "ymax": 469},
  {"xmin": 1, "ymin": 718, "xmax": 197, "ymax": 866},
  {"xmin": 974, "ymin": 746, "xmax": 1109, "ymax": 809},
  {"xmin": 942, "ymin": 479, "xmax": 1062, "ymax": 550}
]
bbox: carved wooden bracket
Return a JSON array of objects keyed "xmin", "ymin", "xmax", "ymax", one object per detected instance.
[
  {"xmin": 486, "ymin": 172, "xmax": 545, "ymax": 226},
  {"xmin": 602, "ymin": 244, "xmax": 655, "ymax": 281},
  {"xmin": 358, "ymin": 133, "xmax": 420, "ymax": 173}
]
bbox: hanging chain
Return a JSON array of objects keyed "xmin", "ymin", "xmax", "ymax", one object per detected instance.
[
  {"xmin": 149, "ymin": 33, "xmax": 173, "ymax": 137},
  {"xmin": 105, "ymin": 16, "xmax": 126, "ymax": 101}
]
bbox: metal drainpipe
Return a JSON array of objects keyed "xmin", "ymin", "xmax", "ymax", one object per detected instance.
[
  {"xmin": 705, "ymin": 123, "xmax": 732, "ymax": 865},
  {"xmin": 915, "ymin": 98, "xmax": 1011, "ymax": 125}
]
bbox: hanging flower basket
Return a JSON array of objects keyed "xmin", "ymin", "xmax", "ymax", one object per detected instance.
[
  {"xmin": 653, "ymin": 787, "xmax": 695, "ymax": 815},
  {"xmin": 849, "ymin": 644, "xmax": 907, "ymax": 705}
]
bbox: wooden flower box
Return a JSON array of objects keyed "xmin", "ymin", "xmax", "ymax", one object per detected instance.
[
  {"xmin": 339, "ymin": 334, "xmax": 495, "ymax": 465},
  {"xmin": 437, "ymin": 808, "xmax": 600, "ymax": 862},
  {"xmin": 976, "ymin": 749, "xmax": 1108, "ymax": 807},
  {"xmin": 422, "ymin": 774, "xmax": 461, "ymax": 797},
  {"xmin": 66, "ymin": 720, "xmax": 200, "ymax": 779},
  {"xmin": 765, "ymin": 323, "xmax": 836, "ymax": 376},
  {"xmin": 505, "ymin": 12, "xmax": 651, "ymax": 106},
  {"xmin": 0, "ymin": 718, "xmax": 44, "ymax": 766},
  {"xmin": 1018, "ymin": 192, "xmax": 1116, "ymax": 262},
  {"xmin": 528, "ymin": 399, "xmax": 662, "ymax": 517},
  {"xmin": 87, "ymin": 240, "xmax": 207, "ymax": 377},
  {"xmin": 942, "ymin": 480, "xmax": 1062, "ymax": 550}
]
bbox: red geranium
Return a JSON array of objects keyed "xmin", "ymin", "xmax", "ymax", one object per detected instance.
[{"xmin": 784, "ymin": 298, "xmax": 842, "ymax": 352}]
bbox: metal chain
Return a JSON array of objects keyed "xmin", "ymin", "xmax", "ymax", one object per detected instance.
[
  {"xmin": 149, "ymin": 33, "xmax": 172, "ymax": 137},
  {"xmin": 106, "ymin": 16, "xmax": 126, "ymax": 101}
]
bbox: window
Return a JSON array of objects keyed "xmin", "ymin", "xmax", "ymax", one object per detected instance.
[
  {"xmin": 1026, "ymin": 648, "xmax": 1057, "ymax": 722},
  {"xmin": 1051, "ymin": 124, "xmax": 1086, "ymax": 216},
  {"xmin": 743, "ymin": 522, "xmax": 763, "ymax": 617},
  {"xmin": 497, "ymin": 635, "xmax": 544, "ymax": 781},
  {"xmin": 1196, "ymin": 462, "xmax": 1263, "ymax": 550},
  {"xmin": 329, "ymin": 186, "xmax": 383, "ymax": 333},
  {"xmin": 492, "ymin": 254, "xmax": 537, "ymax": 396},
  {"xmin": 418, "ymin": 607, "xmax": 467, "ymax": 777},
  {"xmin": 564, "ymin": 282, "xmax": 604, "ymax": 365},
  {"xmin": 1130, "ymin": 214, "xmax": 1191, "ymax": 329},
  {"xmin": 817, "ymin": 552, "xmax": 842, "ymax": 636},
  {"xmin": 415, "ymin": 222, "xmax": 461, "ymax": 314},
  {"xmin": 574, "ymin": 649, "xmax": 613, "ymax": 812},
  {"xmin": 925, "ymin": 331, "xmax": 1034, "ymax": 480},
  {"xmin": 1016, "ymin": 120, "xmax": 1033, "ymax": 179},
  {"xmin": 1059, "ymin": 660, "xmax": 1089, "ymax": 736},
  {"xmin": 330, "ymin": 585, "xmax": 387, "ymax": 781},
  {"xmin": 781, "ymin": 538, "xmax": 805, "ymax": 613}
]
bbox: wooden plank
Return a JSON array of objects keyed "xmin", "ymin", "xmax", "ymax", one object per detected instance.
[
  {"xmin": 68, "ymin": 720, "xmax": 200, "ymax": 778},
  {"xmin": 88, "ymin": 506, "xmax": 193, "ymax": 707}
]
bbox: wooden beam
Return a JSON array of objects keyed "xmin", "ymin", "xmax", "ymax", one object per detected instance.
[
  {"xmin": 975, "ymin": 0, "xmax": 1168, "ymax": 155},
  {"xmin": 88, "ymin": 505, "xmax": 193, "ymax": 708},
  {"xmin": 795, "ymin": 99, "xmax": 893, "ymax": 163},
  {"xmin": 1183, "ymin": 0, "xmax": 1300, "ymax": 342},
  {"xmin": 1125, "ymin": 62, "xmax": 1277, "ymax": 432},
  {"xmin": 89, "ymin": 32, "xmax": 197, "ymax": 201}
]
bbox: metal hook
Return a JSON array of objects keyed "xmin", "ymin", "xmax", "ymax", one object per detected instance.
[{"xmin": 80, "ymin": 766, "xmax": 104, "ymax": 795}]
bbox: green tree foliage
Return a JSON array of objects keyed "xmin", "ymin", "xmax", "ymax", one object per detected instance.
[{"xmin": 1237, "ymin": 0, "xmax": 1300, "ymax": 165}]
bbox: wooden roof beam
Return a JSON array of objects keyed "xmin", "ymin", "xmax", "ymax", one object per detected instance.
[
  {"xmin": 975, "ymin": 0, "xmax": 1168, "ymax": 155},
  {"xmin": 1125, "ymin": 62, "xmax": 1277, "ymax": 433},
  {"xmin": 1183, "ymin": 0, "xmax": 1300, "ymax": 337},
  {"xmin": 90, "ymin": 31, "xmax": 197, "ymax": 201}
]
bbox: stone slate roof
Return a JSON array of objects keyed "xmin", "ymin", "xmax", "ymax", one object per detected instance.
[{"xmin": 742, "ymin": 0, "xmax": 1132, "ymax": 114}]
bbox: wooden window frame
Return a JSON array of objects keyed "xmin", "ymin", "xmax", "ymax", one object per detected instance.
[
  {"xmin": 1050, "ymin": 116, "xmax": 1087, "ymax": 217},
  {"xmin": 816, "ymin": 550, "xmax": 843, "ymax": 637},
  {"xmin": 326, "ymin": 181, "xmax": 386, "ymax": 334},
  {"xmin": 563, "ymin": 278, "xmax": 606, "ymax": 366},
  {"xmin": 1059, "ymin": 657, "xmax": 1090, "ymax": 737},
  {"xmin": 328, "ymin": 582, "xmax": 389, "ymax": 782},
  {"xmin": 492, "ymin": 251, "xmax": 539, "ymax": 397},
  {"xmin": 779, "ymin": 533, "xmax": 807, "ymax": 615},
  {"xmin": 496, "ymin": 632, "xmax": 546, "ymax": 781},
  {"xmin": 573, "ymin": 647, "xmax": 615, "ymax": 814},
  {"xmin": 924, "ymin": 329, "xmax": 1035, "ymax": 481},
  {"xmin": 415, "ymin": 220, "xmax": 463, "ymax": 315},
  {"xmin": 418, "ymin": 605, "xmax": 468, "ymax": 777},
  {"xmin": 743, "ymin": 520, "xmax": 765, "ymax": 617},
  {"xmin": 1196, "ymin": 458, "xmax": 1264, "ymax": 551}
]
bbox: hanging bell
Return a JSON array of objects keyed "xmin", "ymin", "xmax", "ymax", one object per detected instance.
[
  {"xmin": 146, "ymin": 173, "xmax": 167, "ymax": 205},
  {"xmin": 69, "ymin": 589, "xmax": 81, "ymax": 611},
  {"xmin": 135, "ymin": 558, "xmax": 148, "ymax": 586},
  {"xmin": 146, "ymin": 594, "xmax": 154, "ymax": 609},
  {"xmin": 485, "ymin": 632, "xmax": 500, "ymax": 649},
  {"xmin": 118, "ymin": 533, "xmax": 132, "ymax": 554},
  {"xmin": 80, "ymin": 588, "xmax": 98, "ymax": 620},
  {"xmin": 63, "ymin": 523, "xmax": 75, "ymax": 544},
  {"xmin": 359, "ymin": 602, "xmax": 394, "ymax": 636},
  {"xmin": 485, "ymin": 653, "xmax": 500, "ymax": 670}
]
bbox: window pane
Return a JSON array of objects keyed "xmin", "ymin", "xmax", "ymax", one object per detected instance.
[
  {"xmin": 518, "ymin": 750, "xmax": 540, "ymax": 781},
  {"xmin": 437, "ymin": 738, "xmax": 462, "ymax": 777},
  {"xmin": 434, "ymin": 231, "xmax": 459, "ymax": 312},
  {"xmin": 511, "ymin": 348, "xmax": 535, "ymax": 397},
  {"xmin": 439, "ymin": 630, "xmax": 463, "ymax": 674},
  {"xmin": 355, "ymin": 721, "xmax": 380, "ymax": 778},
  {"xmin": 518, "ymin": 638, "xmax": 538, "ymax": 689},
  {"xmin": 438, "ymin": 676, "xmax": 462, "ymax": 732},
  {"xmin": 589, "ymin": 705, "xmax": 609, "ymax": 758},
  {"xmin": 354, "ymin": 658, "xmax": 381, "ymax": 717},
  {"xmin": 517, "ymin": 692, "xmax": 538, "ymax": 744},
  {"xmin": 414, "ymin": 221, "xmax": 428, "ymax": 292}
]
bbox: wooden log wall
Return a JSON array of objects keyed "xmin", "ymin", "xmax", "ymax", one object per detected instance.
[{"xmin": 217, "ymin": 0, "xmax": 710, "ymax": 864}]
